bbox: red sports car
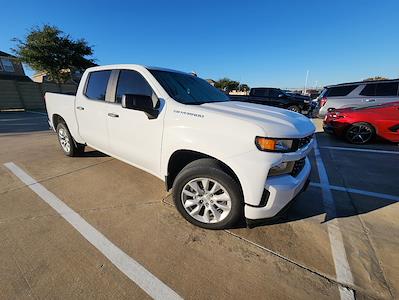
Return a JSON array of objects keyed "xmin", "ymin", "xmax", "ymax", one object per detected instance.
[{"xmin": 323, "ymin": 101, "xmax": 399, "ymax": 144}]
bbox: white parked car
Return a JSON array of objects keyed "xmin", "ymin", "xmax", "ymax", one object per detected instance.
[
  {"xmin": 317, "ymin": 79, "xmax": 399, "ymax": 117},
  {"xmin": 45, "ymin": 65, "xmax": 315, "ymax": 229}
]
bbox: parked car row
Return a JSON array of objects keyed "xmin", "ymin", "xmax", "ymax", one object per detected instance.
[
  {"xmin": 316, "ymin": 79, "xmax": 399, "ymax": 144},
  {"xmin": 317, "ymin": 79, "xmax": 399, "ymax": 117},
  {"xmin": 230, "ymin": 88, "xmax": 311, "ymax": 115},
  {"xmin": 323, "ymin": 101, "xmax": 399, "ymax": 144}
]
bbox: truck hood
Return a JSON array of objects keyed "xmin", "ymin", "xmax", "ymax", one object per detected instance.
[{"xmin": 200, "ymin": 101, "xmax": 315, "ymax": 138}]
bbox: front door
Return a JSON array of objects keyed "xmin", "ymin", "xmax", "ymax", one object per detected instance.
[{"xmin": 106, "ymin": 70, "xmax": 164, "ymax": 176}]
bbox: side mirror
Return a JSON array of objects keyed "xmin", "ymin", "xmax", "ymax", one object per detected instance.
[
  {"xmin": 121, "ymin": 94, "xmax": 158, "ymax": 119},
  {"xmin": 278, "ymin": 94, "xmax": 284, "ymax": 98}
]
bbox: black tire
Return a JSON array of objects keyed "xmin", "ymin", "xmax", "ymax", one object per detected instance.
[
  {"xmin": 287, "ymin": 105, "xmax": 301, "ymax": 113},
  {"xmin": 345, "ymin": 122, "xmax": 375, "ymax": 144},
  {"xmin": 172, "ymin": 158, "xmax": 243, "ymax": 230},
  {"xmin": 56, "ymin": 122, "xmax": 85, "ymax": 157}
]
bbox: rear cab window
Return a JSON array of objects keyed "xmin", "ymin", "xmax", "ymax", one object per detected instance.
[
  {"xmin": 84, "ymin": 70, "xmax": 112, "ymax": 100},
  {"xmin": 324, "ymin": 85, "xmax": 358, "ymax": 97}
]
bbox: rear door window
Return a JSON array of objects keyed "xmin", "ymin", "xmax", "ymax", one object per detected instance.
[
  {"xmin": 252, "ymin": 89, "xmax": 268, "ymax": 97},
  {"xmin": 359, "ymin": 84, "xmax": 376, "ymax": 96},
  {"xmin": 325, "ymin": 85, "xmax": 358, "ymax": 97},
  {"xmin": 269, "ymin": 89, "xmax": 281, "ymax": 97},
  {"xmin": 85, "ymin": 71, "xmax": 112, "ymax": 100}
]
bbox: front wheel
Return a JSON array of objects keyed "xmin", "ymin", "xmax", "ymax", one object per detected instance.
[
  {"xmin": 56, "ymin": 123, "xmax": 85, "ymax": 156},
  {"xmin": 287, "ymin": 105, "xmax": 301, "ymax": 113},
  {"xmin": 173, "ymin": 159, "xmax": 243, "ymax": 230}
]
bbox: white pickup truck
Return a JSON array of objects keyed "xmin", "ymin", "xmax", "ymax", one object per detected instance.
[{"xmin": 45, "ymin": 65, "xmax": 315, "ymax": 229}]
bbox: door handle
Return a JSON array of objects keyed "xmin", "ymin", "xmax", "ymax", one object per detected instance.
[
  {"xmin": 76, "ymin": 106, "xmax": 84, "ymax": 110},
  {"xmin": 365, "ymin": 99, "xmax": 376, "ymax": 102},
  {"xmin": 108, "ymin": 113, "xmax": 119, "ymax": 118}
]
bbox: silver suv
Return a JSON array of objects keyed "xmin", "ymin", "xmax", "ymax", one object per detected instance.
[{"xmin": 317, "ymin": 79, "xmax": 399, "ymax": 117}]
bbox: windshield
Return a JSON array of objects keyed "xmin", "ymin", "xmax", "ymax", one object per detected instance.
[{"xmin": 149, "ymin": 69, "xmax": 230, "ymax": 105}]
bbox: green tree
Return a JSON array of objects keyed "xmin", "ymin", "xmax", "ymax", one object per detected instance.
[
  {"xmin": 214, "ymin": 78, "xmax": 240, "ymax": 92},
  {"xmin": 12, "ymin": 25, "xmax": 95, "ymax": 83},
  {"xmin": 363, "ymin": 76, "xmax": 389, "ymax": 81},
  {"xmin": 239, "ymin": 83, "xmax": 250, "ymax": 92}
]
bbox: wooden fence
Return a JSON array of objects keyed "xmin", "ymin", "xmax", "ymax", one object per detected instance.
[{"xmin": 0, "ymin": 80, "xmax": 77, "ymax": 110}]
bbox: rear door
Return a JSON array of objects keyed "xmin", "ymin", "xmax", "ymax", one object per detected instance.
[
  {"xmin": 75, "ymin": 70, "xmax": 112, "ymax": 152},
  {"xmin": 268, "ymin": 88, "xmax": 284, "ymax": 107},
  {"xmin": 249, "ymin": 88, "xmax": 271, "ymax": 105},
  {"xmin": 359, "ymin": 82, "xmax": 399, "ymax": 106}
]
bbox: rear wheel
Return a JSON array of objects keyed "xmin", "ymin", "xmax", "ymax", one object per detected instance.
[
  {"xmin": 345, "ymin": 122, "xmax": 375, "ymax": 144},
  {"xmin": 173, "ymin": 159, "xmax": 243, "ymax": 230},
  {"xmin": 56, "ymin": 123, "xmax": 85, "ymax": 156},
  {"xmin": 287, "ymin": 105, "xmax": 301, "ymax": 113}
]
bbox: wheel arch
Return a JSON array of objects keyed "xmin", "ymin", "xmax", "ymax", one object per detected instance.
[
  {"xmin": 345, "ymin": 121, "xmax": 377, "ymax": 143},
  {"xmin": 349, "ymin": 121, "xmax": 377, "ymax": 133},
  {"xmin": 165, "ymin": 149, "xmax": 243, "ymax": 194},
  {"xmin": 52, "ymin": 114, "xmax": 65, "ymax": 129}
]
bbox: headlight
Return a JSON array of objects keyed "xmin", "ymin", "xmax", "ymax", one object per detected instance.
[{"xmin": 255, "ymin": 137, "xmax": 293, "ymax": 152}]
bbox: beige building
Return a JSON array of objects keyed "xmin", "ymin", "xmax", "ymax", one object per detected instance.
[
  {"xmin": 0, "ymin": 50, "xmax": 30, "ymax": 81},
  {"xmin": 32, "ymin": 69, "xmax": 84, "ymax": 84}
]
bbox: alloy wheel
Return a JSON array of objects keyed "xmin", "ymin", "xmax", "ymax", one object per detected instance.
[
  {"xmin": 181, "ymin": 178, "xmax": 232, "ymax": 224},
  {"xmin": 58, "ymin": 127, "xmax": 71, "ymax": 153},
  {"xmin": 346, "ymin": 124, "xmax": 373, "ymax": 144}
]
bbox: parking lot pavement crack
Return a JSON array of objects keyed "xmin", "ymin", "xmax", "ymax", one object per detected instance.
[
  {"xmin": 326, "ymin": 149, "xmax": 395, "ymax": 299},
  {"xmin": 7, "ymin": 236, "xmax": 39, "ymax": 300},
  {"xmin": 0, "ymin": 201, "xmax": 161, "ymax": 225},
  {"xmin": 160, "ymin": 195, "xmax": 359, "ymax": 295},
  {"xmin": 1, "ymin": 158, "xmax": 115, "ymax": 196},
  {"xmin": 223, "ymin": 229, "xmax": 357, "ymax": 293}
]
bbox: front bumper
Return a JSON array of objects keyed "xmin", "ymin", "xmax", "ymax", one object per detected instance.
[{"xmin": 244, "ymin": 157, "xmax": 311, "ymax": 220}]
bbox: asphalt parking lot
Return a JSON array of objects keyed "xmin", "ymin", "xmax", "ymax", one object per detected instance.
[{"xmin": 0, "ymin": 111, "xmax": 398, "ymax": 299}]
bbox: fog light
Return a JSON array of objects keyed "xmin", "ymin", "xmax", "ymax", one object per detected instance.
[{"xmin": 269, "ymin": 161, "xmax": 294, "ymax": 176}]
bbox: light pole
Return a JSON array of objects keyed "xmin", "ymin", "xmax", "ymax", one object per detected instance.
[{"xmin": 304, "ymin": 70, "xmax": 309, "ymax": 95}]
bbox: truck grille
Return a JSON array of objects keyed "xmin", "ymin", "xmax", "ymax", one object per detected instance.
[
  {"xmin": 291, "ymin": 158, "xmax": 306, "ymax": 177},
  {"xmin": 292, "ymin": 134, "xmax": 313, "ymax": 151},
  {"xmin": 298, "ymin": 135, "xmax": 313, "ymax": 149}
]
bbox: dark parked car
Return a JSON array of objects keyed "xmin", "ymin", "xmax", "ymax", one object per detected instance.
[{"xmin": 230, "ymin": 88, "xmax": 311, "ymax": 114}]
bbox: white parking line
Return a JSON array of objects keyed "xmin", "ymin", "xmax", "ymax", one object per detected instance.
[
  {"xmin": 4, "ymin": 162, "xmax": 182, "ymax": 300},
  {"xmin": 313, "ymin": 139, "xmax": 355, "ymax": 300},
  {"xmin": 310, "ymin": 182, "xmax": 399, "ymax": 202},
  {"xmin": 321, "ymin": 146, "xmax": 399, "ymax": 155}
]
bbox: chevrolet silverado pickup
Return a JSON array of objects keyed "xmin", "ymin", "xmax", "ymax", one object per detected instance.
[{"xmin": 45, "ymin": 65, "xmax": 315, "ymax": 229}]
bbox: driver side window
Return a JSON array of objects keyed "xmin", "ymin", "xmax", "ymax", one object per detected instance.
[{"xmin": 115, "ymin": 70, "xmax": 153, "ymax": 103}]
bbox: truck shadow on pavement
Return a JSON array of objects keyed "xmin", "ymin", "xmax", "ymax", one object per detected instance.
[
  {"xmin": 243, "ymin": 188, "xmax": 397, "ymax": 229},
  {"xmin": 81, "ymin": 150, "xmax": 109, "ymax": 157}
]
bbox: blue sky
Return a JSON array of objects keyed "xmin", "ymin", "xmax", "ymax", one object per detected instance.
[{"xmin": 1, "ymin": 0, "xmax": 398, "ymax": 88}]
